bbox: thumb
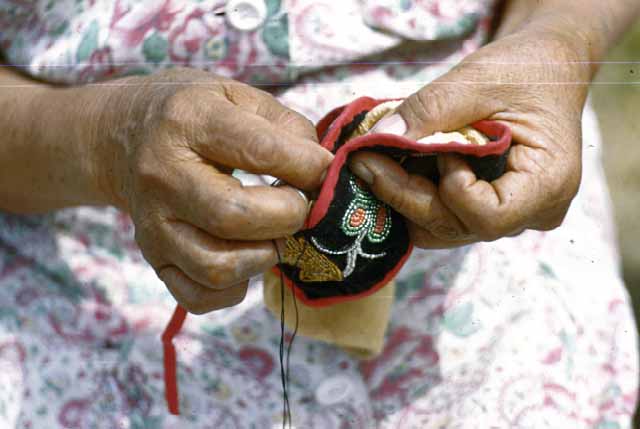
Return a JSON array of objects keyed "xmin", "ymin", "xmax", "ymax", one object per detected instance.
[{"xmin": 374, "ymin": 66, "xmax": 499, "ymax": 141}]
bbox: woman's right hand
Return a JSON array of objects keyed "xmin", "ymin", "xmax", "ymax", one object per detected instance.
[{"xmin": 93, "ymin": 68, "xmax": 333, "ymax": 314}]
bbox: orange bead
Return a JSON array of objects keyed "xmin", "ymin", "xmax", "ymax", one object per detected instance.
[{"xmin": 349, "ymin": 207, "xmax": 366, "ymax": 228}]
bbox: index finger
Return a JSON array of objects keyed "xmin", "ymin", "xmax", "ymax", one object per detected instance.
[
  {"xmin": 193, "ymin": 103, "xmax": 333, "ymax": 191},
  {"xmin": 165, "ymin": 163, "xmax": 312, "ymax": 240}
]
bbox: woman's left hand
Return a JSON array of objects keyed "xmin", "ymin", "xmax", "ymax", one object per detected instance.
[{"xmin": 348, "ymin": 24, "xmax": 590, "ymax": 248}]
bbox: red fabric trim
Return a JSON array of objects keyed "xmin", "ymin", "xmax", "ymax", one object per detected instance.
[
  {"xmin": 314, "ymin": 97, "xmax": 404, "ymax": 148},
  {"xmin": 315, "ymin": 104, "xmax": 346, "ymax": 141},
  {"xmin": 162, "ymin": 305, "xmax": 188, "ymax": 415},
  {"xmin": 317, "ymin": 97, "xmax": 380, "ymax": 152}
]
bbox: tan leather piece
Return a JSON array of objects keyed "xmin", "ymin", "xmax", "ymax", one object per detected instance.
[{"xmin": 263, "ymin": 271, "xmax": 394, "ymax": 359}]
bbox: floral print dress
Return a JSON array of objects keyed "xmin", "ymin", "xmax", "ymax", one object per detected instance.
[{"xmin": 0, "ymin": 1, "xmax": 637, "ymax": 428}]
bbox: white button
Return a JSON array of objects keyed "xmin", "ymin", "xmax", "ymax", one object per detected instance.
[
  {"xmin": 315, "ymin": 375, "xmax": 353, "ymax": 405},
  {"xmin": 225, "ymin": 0, "xmax": 268, "ymax": 32}
]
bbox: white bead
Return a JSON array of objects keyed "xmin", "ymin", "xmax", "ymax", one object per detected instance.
[{"xmin": 225, "ymin": 0, "xmax": 268, "ymax": 32}]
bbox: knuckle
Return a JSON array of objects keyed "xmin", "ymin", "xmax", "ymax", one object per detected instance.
[
  {"xmin": 274, "ymin": 105, "xmax": 312, "ymax": 128},
  {"xmin": 157, "ymin": 89, "xmax": 217, "ymax": 144},
  {"xmin": 514, "ymin": 145, "xmax": 547, "ymax": 176},
  {"xmin": 207, "ymin": 195, "xmax": 247, "ymax": 237},
  {"xmin": 293, "ymin": 114, "xmax": 316, "ymax": 133},
  {"xmin": 413, "ymin": 86, "xmax": 450, "ymax": 123},
  {"xmin": 244, "ymin": 132, "xmax": 279, "ymax": 171},
  {"xmin": 405, "ymin": 90, "xmax": 433, "ymax": 125},
  {"xmin": 206, "ymin": 256, "xmax": 238, "ymax": 288},
  {"xmin": 207, "ymin": 269, "xmax": 233, "ymax": 289},
  {"xmin": 157, "ymin": 269, "xmax": 210, "ymax": 314},
  {"xmin": 133, "ymin": 155, "xmax": 163, "ymax": 187},
  {"xmin": 439, "ymin": 173, "xmax": 461, "ymax": 201},
  {"xmin": 132, "ymin": 147, "xmax": 177, "ymax": 193},
  {"xmin": 160, "ymin": 88, "xmax": 199, "ymax": 125}
]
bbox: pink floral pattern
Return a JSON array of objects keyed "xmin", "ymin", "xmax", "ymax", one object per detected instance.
[
  {"xmin": 362, "ymin": 0, "xmax": 493, "ymax": 40},
  {"xmin": 0, "ymin": 0, "xmax": 637, "ymax": 428}
]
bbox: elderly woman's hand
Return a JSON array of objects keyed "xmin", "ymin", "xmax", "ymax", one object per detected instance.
[
  {"xmin": 348, "ymin": 23, "xmax": 590, "ymax": 248},
  {"xmin": 94, "ymin": 68, "xmax": 332, "ymax": 313}
]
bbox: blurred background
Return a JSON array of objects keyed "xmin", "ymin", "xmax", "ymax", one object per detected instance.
[
  {"xmin": 593, "ymin": 21, "xmax": 640, "ymax": 319},
  {"xmin": 591, "ymin": 19, "xmax": 640, "ymax": 421}
]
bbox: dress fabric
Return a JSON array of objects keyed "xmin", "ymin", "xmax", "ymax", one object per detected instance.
[{"xmin": 0, "ymin": 0, "xmax": 638, "ymax": 428}]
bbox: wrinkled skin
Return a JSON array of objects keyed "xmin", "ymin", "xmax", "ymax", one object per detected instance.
[
  {"xmin": 95, "ymin": 68, "xmax": 333, "ymax": 313},
  {"xmin": 349, "ymin": 25, "xmax": 589, "ymax": 249}
]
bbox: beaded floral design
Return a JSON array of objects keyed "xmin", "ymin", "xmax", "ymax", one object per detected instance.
[{"xmin": 312, "ymin": 175, "xmax": 392, "ymax": 277}]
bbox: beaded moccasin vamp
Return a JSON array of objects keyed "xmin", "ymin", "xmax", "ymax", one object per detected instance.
[{"xmin": 273, "ymin": 97, "xmax": 512, "ymax": 307}]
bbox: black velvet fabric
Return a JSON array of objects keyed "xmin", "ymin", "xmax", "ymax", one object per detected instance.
[
  {"xmin": 404, "ymin": 146, "xmax": 510, "ymax": 184},
  {"xmin": 278, "ymin": 166, "xmax": 409, "ymax": 301},
  {"xmin": 279, "ymin": 106, "xmax": 509, "ymax": 304}
]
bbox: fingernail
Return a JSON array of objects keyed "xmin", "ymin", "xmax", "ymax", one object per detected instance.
[
  {"xmin": 371, "ymin": 113, "xmax": 407, "ymax": 135},
  {"xmin": 350, "ymin": 161, "xmax": 374, "ymax": 185},
  {"xmin": 319, "ymin": 169, "xmax": 328, "ymax": 183},
  {"xmin": 296, "ymin": 189, "xmax": 309, "ymax": 204}
]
